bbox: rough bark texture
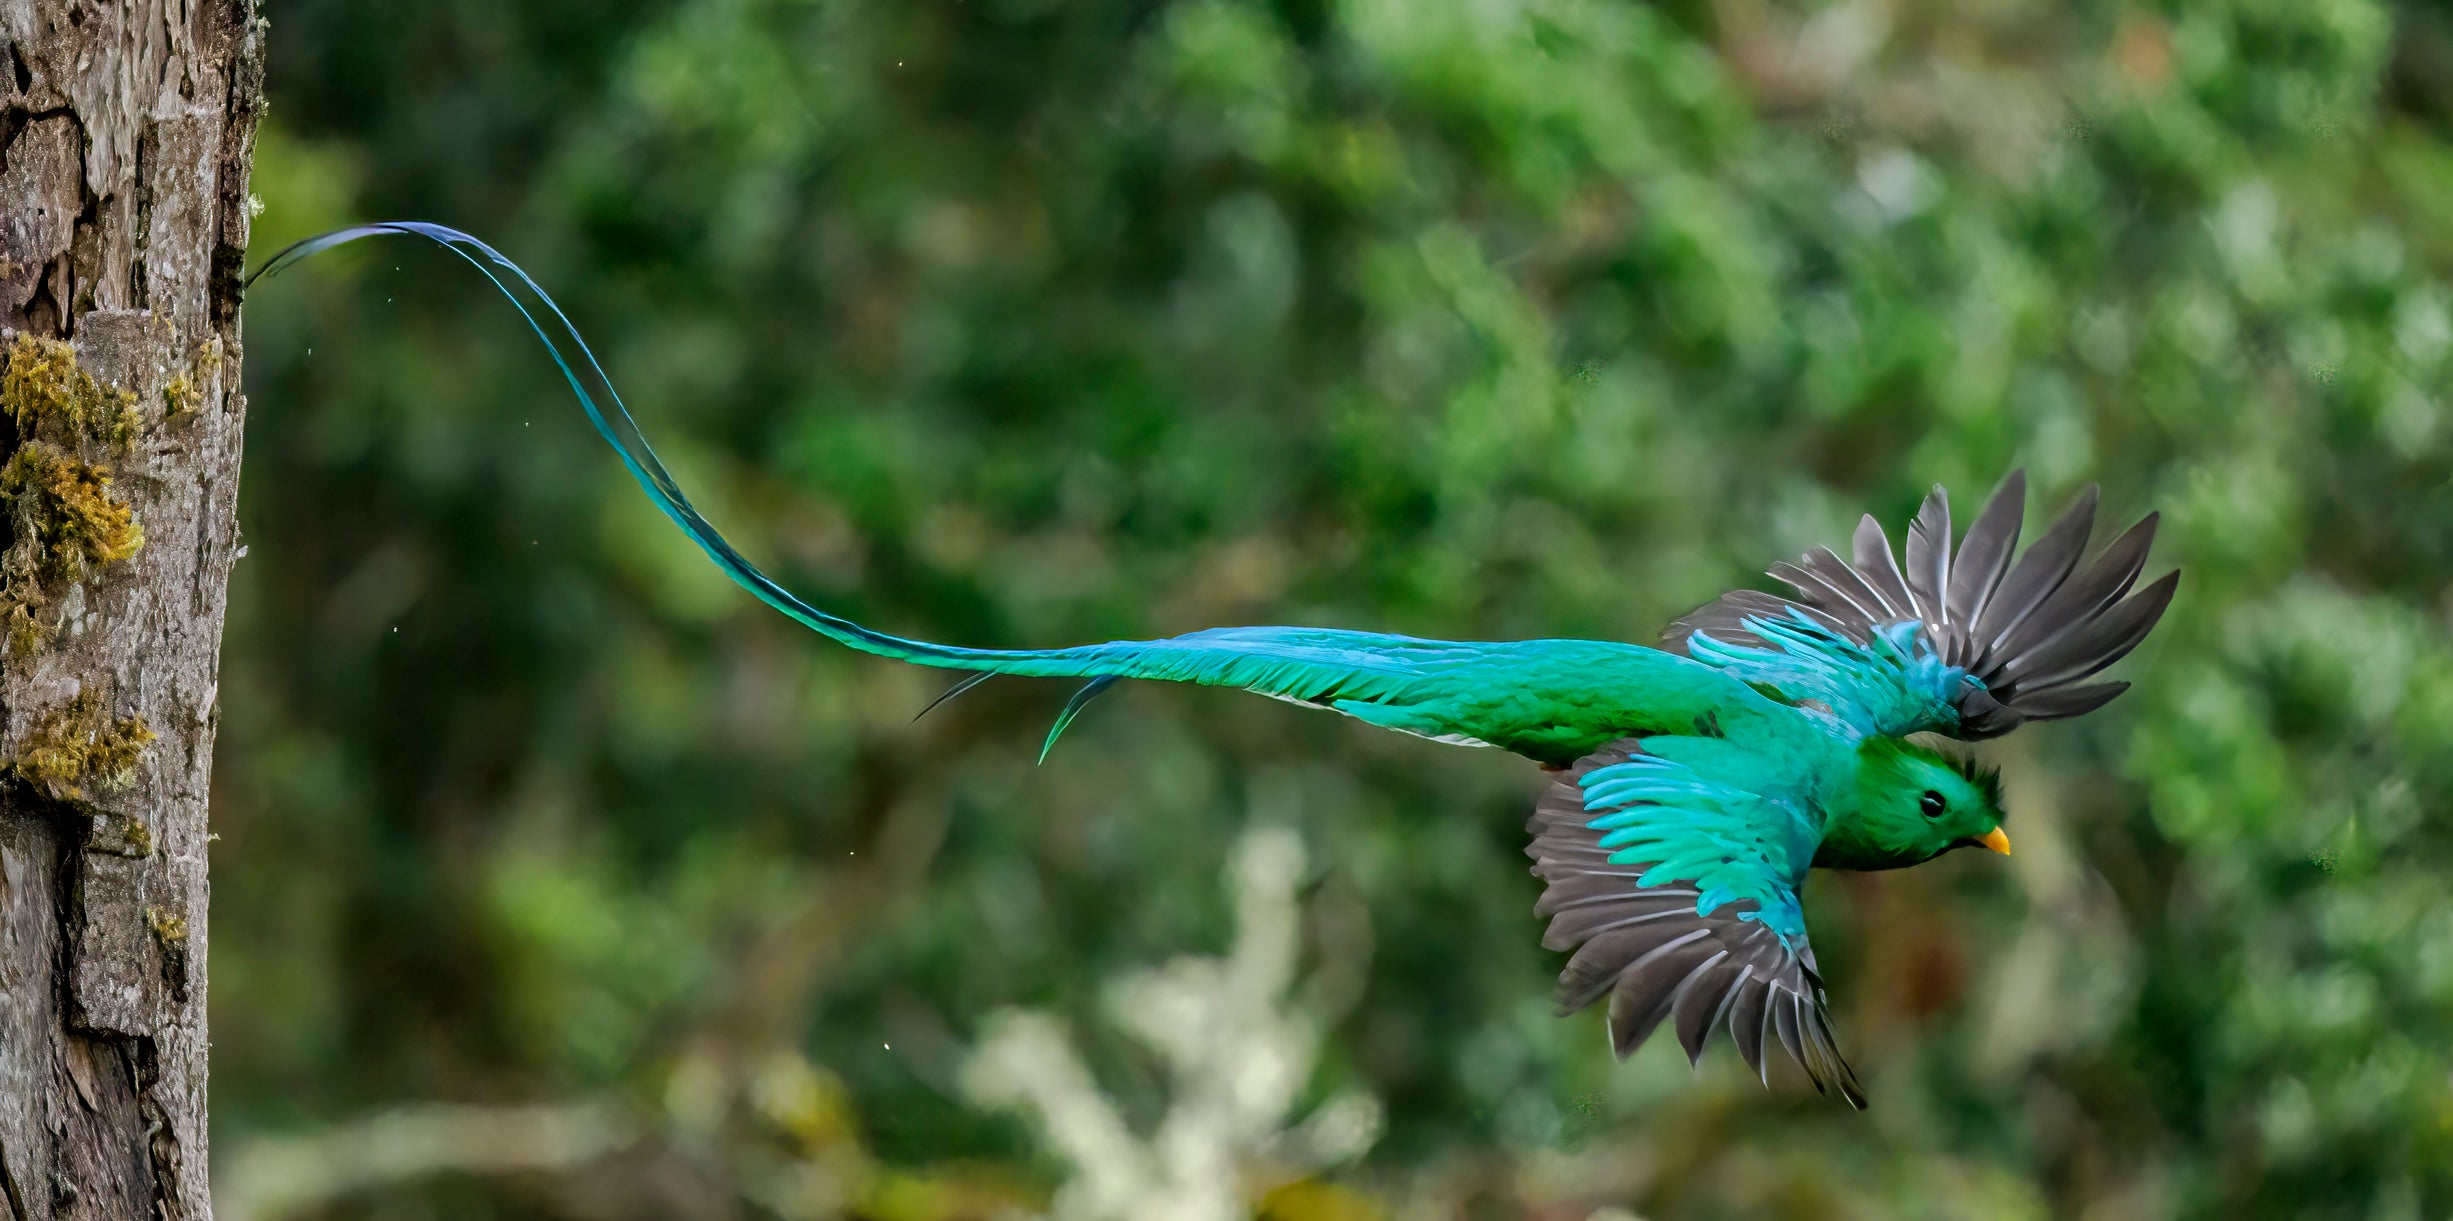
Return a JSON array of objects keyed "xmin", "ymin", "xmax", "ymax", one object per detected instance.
[{"xmin": 0, "ymin": 1, "xmax": 263, "ymax": 1217}]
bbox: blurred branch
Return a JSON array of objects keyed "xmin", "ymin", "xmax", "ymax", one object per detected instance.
[
  {"xmin": 216, "ymin": 1100, "xmax": 637, "ymax": 1221},
  {"xmin": 960, "ymin": 826, "xmax": 1381, "ymax": 1221}
]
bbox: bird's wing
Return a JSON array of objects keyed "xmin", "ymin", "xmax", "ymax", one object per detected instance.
[
  {"xmin": 1526, "ymin": 738, "xmax": 1863, "ymax": 1107},
  {"xmin": 1662, "ymin": 470, "xmax": 2178, "ymax": 739}
]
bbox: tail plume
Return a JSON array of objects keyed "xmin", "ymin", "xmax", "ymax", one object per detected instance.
[
  {"xmin": 245, "ymin": 224, "xmax": 1466, "ymax": 757},
  {"xmin": 247, "ymin": 223, "xmax": 1067, "ymax": 676}
]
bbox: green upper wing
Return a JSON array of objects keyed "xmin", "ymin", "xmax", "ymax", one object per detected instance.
[
  {"xmin": 1526, "ymin": 736, "xmax": 1862, "ymax": 1106},
  {"xmin": 1663, "ymin": 471, "xmax": 2177, "ymax": 740}
]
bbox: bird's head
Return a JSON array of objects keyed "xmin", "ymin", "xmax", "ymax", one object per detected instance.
[{"xmin": 1821, "ymin": 737, "xmax": 2010, "ymax": 870}]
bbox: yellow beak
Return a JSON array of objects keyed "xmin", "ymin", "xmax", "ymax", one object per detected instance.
[{"xmin": 1977, "ymin": 826, "xmax": 2013, "ymax": 856}]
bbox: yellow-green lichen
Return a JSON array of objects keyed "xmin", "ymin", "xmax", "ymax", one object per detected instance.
[
  {"xmin": 146, "ymin": 906, "xmax": 187, "ymax": 946},
  {"xmin": 161, "ymin": 371, "xmax": 199, "ymax": 419},
  {"xmin": 1, "ymin": 587, "xmax": 48, "ymax": 656},
  {"xmin": 1, "ymin": 333, "xmax": 142, "ymax": 450},
  {"xmin": 117, "ymin": 817, "xmax": 154, "ymax": 857},
  {"xmin": 160, "ymin": 336, "xmax": 221, "ymax": 422},
  {"xmin": 3, "ymin": 443, "xmax": 143, "ymax": 579},
  {"xmin": 15, "ymin": 689, "xmax": 154, "ymax": 802},
  {"xmin": 0, "ymin": 336, "xmax": 150, "ymax": 655}
]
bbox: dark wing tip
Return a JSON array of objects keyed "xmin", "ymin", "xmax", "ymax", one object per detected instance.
[
  {"xmin": 1947, "ymin": 481, "xmax": 2171, "ymax": 735},
  {"xmin": 1802, "ymin": 991, "xmax": 1867, "ymax": 1109},
  {"xmin": 1977, "ymin": 562, "xmax": 2177, "ymax": 727},
  {"xmin": 1527, "ymin": 748, "xmax": 1858, "ymax": 1106},
  {"xmin": 1664, "ymin": 474, "xmax": 2169, "ymax": 741}
]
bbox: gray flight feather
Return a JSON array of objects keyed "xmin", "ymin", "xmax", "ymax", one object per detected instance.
[
  {"xmin": 1526, "ymin": 742, "xmax": 1864, "ymax": 1108},
  {"xmin": 1903, "ymin": 487, "xmax": 1953, "ymax": 628},
  {"xmin": 1665, "ymin": 470, "xmax": 2176, "ymax": 741},
  {"xmin": 1944, "ymin": 471, "xmax": 2025, "ymax": 629}
]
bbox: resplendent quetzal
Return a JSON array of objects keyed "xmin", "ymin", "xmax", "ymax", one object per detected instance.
[{"xmin": 253, "ymin": 224, "xmax": 2178, "ymax": 1109}]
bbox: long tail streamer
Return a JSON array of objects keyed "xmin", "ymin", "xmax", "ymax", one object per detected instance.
[
  {"xmin": 246, "ymin": 222, "xmax": 1034, "ymax": 673},
  {"xmin": 247, "ymin": 224, "xmax": 1462, "ymax": 756}
]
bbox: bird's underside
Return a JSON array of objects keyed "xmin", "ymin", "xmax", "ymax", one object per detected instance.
[{"xmin": 253, "ymin": 222, "xmax": 2178, "ymax": 1112}]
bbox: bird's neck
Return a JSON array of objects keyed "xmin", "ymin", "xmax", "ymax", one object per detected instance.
[
  {"xmin": 1812, "ymin": 821, "xmax": 1924, "ymax": 871},
  {"xmin": 1810, "ymin": 743, "xmax": 1939, "ymax": 872}
]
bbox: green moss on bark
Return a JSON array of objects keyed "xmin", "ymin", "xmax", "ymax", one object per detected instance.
[
  {"xmin": 14, "ymin": 688, "xmax": 154, "ymax": 802},
  {"xmin": 0, "ymin": 333, "xmax": 149, "ymax": 655},
  {"xmin": 2, "ymin": 333, "xmax": 142, "ymax": 448}
]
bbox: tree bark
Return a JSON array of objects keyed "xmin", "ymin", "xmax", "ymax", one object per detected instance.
[{"xmin": 0, "ymin": 1, "xmax": 263, "ymax": 1217}]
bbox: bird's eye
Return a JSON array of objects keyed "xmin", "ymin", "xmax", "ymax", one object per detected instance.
[{"xmin": 1919, "ymin": 789, "xmax": 1946, "ymax": 818}]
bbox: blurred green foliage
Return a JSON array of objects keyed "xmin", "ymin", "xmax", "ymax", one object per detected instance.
[{"xmin": 219, "ymin": 0, "xmax": 2453, "ymax": 1216}]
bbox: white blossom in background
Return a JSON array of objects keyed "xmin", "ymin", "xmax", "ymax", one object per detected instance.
[{"xmin": 960, "ymin": 825, "xmax": 1381, "ymax": 1221}]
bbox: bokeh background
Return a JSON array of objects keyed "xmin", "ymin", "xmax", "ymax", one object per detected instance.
[{"xmin": 215, "ymin": 0, "xmax": 2453, "ymax": 1217}]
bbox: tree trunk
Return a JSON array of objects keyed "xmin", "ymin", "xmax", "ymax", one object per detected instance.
[{"xmin": 0, "ymin": 1, "xmax": 263, "ymax": 1217}]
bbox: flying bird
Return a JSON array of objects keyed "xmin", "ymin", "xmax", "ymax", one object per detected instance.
[{"xmin": 250, "ymin": 223, "xmax": 2179, "ymax": 1109}]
